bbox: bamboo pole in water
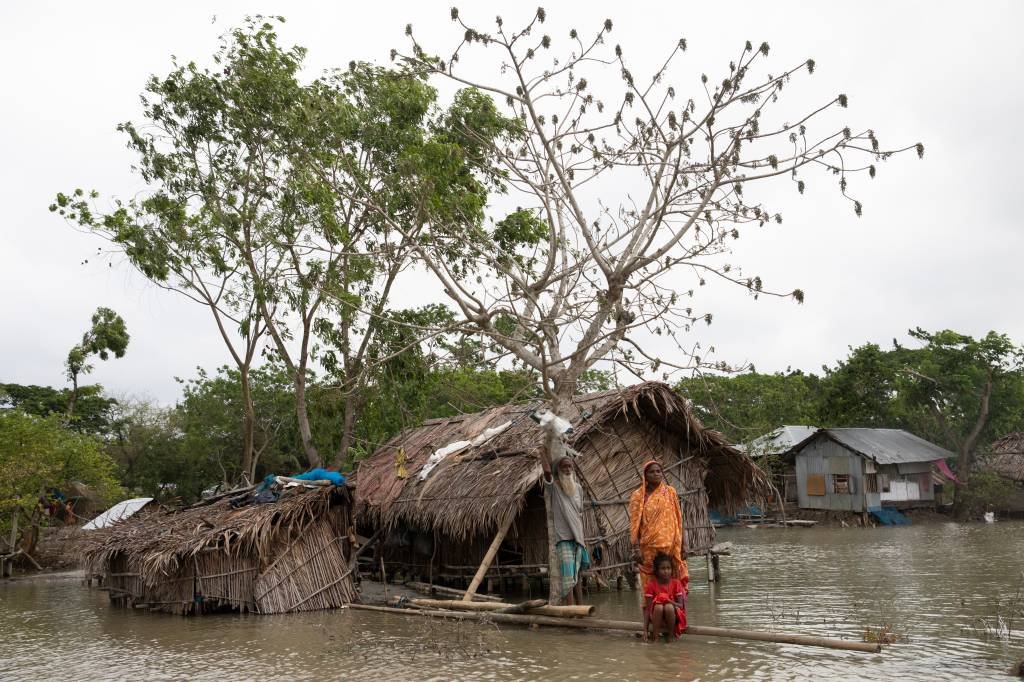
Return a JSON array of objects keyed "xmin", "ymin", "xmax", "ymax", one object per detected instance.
[
  {"xmin": 347, "ymin": 604, "xmax": 883, "ymax": 654},
  {"xmin": 405, "ymin": 598, "xmax": 595, "ymax": 618},
  {"xmin": 463, "ymin": 514, "xmax": 516, "ymax": 601}
]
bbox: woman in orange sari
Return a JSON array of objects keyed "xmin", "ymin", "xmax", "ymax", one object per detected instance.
[{"xmin": 629, "ymin": 460, "xmax": 688, "ymax": 590}]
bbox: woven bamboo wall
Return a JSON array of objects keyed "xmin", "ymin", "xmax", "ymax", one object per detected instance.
[{"xmin": 97, "ymin": 505, "xmax": 356, "ymax": 615}]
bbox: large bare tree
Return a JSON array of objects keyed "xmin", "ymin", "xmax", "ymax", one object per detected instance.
[
  {"xmin": 369, "ymin": 8, "xmax": 923, "ymax": 601},
  {"xmin": 383, "ymin": 9, "xmax": 923, "ymax": 423}
]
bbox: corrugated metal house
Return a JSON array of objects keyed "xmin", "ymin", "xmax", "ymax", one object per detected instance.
[{"xmin": 788, "ymin": 428, "xmax": 954, "ymax": 511}]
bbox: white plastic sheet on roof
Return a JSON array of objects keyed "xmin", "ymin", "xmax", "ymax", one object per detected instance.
[{"xmin": 82, "ymin": 497, "xmax": 153, "ymax": 530}]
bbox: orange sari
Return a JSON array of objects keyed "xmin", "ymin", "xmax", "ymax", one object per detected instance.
[{"xmin": 629, "ymin": 478, "xmax": 688, "ymax": 589}]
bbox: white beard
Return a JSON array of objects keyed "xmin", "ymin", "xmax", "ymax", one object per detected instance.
[{"xmin": 557, "ymin": 470, "xmax": 578, "ymax": 498}]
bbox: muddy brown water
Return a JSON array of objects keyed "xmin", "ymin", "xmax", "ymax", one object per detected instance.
[{"xmin": 2, "ymin": 522, "xmax": 1023, "ymax": 680}]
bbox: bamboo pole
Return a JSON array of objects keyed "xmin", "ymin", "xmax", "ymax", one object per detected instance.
[
  {"xmin": 409, "ymin": 597, "xmax": 595, "ymax": 618},
  {"xmin": 463, "ymin": 513, "xmax": 515, "ymax": 601},
  {"xmin": 346, "ymin": 604, "xmax": 883, "ymax": 654},
  {"xmin": 405, "ymin": 581, "xmax": 503, "ymax": 602}
]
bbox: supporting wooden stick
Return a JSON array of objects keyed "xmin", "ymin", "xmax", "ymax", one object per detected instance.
[
  {"xmin": 464, "ymin": 513, "xmax": 516, "ymax": 601},
  {"xmin": 347, "ymin": 604, "xmax": 883, "ymax": 654},
  {"xmin": 350, "ymin": 528, "xmax": 382, "ymax": 566}
]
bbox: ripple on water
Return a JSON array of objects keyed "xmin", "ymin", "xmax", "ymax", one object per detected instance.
[{"xmin": 2, "ymin": 521, "xmax": 1023, "ymax": 680}]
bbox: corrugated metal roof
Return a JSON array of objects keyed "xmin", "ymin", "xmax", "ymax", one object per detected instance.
[
  {"xmin": 822, "ymin": 428, "xmax": 953, "ymax": 464},
  {"xmin": 82, "ymin": 497, "xmax": 153, "ymax": 530},
  {"xmin": 744, "ymin": 425, "xmax": 819, "ymax": 455}
]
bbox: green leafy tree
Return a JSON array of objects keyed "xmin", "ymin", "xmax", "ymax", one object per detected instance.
[
  {"xmin": 54, "ymin": 18, "xmax": 517, "ymax": 475},
  {"xmin": 0, "ymin": 383, "xmax": 117, "ymax": 436},
  {"xmin": 678, "ymin": 370, "xmax": 822, "ymax": 443},
  {"xmin": 64, "ymin": 307, "xmax": 128, "ymax": 417},
  {"xmin": 898, "ymin": 329, "xmax": 1024, "ymax": 516},
  {"xmin": 51, "ymin": 19, "xmax": 293, "ymax": 482},
  {"xmin": 0, "ymin": 411, "xmax": 122, "ymax": 551},
  {"xmin": 818, "ymin": 344, "xmax": 907, "ymax": 429}
]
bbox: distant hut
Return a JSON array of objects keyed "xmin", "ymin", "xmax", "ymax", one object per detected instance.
[
  {"xmin": 354, "ymin": 382, "xmax": 769, "ymax": 588},
  {"xmin": 786, "ymin": 428, "xmax": 957, "ymax": 512},
  {"xmin": 81, "ymin": 484, "xmax": 357, "ymax": 615},
  {"xmin": 743, "ymin": 425, "xmax": 819, "ymax": 503},
  {"xmin": 983, "ymin": 432, "xmax": 1024, "ymax": 482},
  {"xmin": 980, "ymin": 432, "xmax": 1024, "ymax": 512}
]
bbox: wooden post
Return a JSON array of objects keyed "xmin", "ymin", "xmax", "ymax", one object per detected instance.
[
  {"xmin": 705, "ymin": 552, "xmax": 715, "ymax": 583},
  {"xmin": 711, "ymin": 553, "xmax": 721, "ymax": 582},
  {"xmin": 544, "ymin": 432, "xmax": 567, "ymax": 605},
  {"xmin": 463, "ymin": 513, "xmax": 515, "ymax": 601}
]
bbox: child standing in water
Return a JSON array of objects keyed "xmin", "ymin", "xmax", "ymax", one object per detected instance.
[{"xmin": 643, "ymin": 553, "xmax": 688, "ymax": 642}]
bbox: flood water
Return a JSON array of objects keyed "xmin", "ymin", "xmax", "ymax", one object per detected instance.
[{"xmin": 2, "ymin": 522, "xmax": 1023, "ymax": 681}]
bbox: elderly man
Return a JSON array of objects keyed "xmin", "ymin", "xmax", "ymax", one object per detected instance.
[{"xmin": 540, "ymin": 447, "xmax": 589, "ymax": 605}]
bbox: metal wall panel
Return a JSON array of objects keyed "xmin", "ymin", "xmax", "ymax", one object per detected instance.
[{"xmin": 796, "ymin": 439, "xmax": 863, "ymax": 511}]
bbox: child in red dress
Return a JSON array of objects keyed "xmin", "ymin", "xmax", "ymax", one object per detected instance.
[{"xmin": 643, "ymin": 553, "xmax": 688, "ymax": 642}]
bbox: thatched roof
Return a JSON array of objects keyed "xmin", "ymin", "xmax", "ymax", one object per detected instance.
[
  {"xmin": 355, "ymin": 381, "xmax": 767, "ymax": 540},
  {"xmin": 982, "ymin": 432, "xmax": 1024, "ymax": 482},
  {"xmin": 80, "ymin": 485, "xmax": 348, "ymax": 578}
]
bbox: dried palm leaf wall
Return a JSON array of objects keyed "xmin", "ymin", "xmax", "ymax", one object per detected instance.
[
  {"xmin": 373, "ymin": 434, "xmax": 714, "ymax": 583},
  {"xmin": 82, "ymin": 487, "xmax": 357, "ymax": 615}
]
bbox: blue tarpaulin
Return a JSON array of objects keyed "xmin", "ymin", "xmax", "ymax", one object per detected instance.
[
  {"xmin": 292, "ymin": 468, "xmax": 346, "ymax": 486},
  {"xmin": 869, "ymin": 507, "xmax": 911, "ymax": 526}
]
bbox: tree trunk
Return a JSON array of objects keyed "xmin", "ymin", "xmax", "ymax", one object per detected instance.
[
  {"xmin": 333, "ymin": 389, "xmax": 362, "ymax": 469},
  {"xmin": 239, "ymin": 368, "xmax": 256, "ymax": 484},
  {"xmin": 952, "ymin": 371, "xmax": 993, "ymax": 518},
  {"xmin": 951, "ymin": 444, "xmax": 972, "ymax": 517},
  {"xmin": 294, "ymin": 371, "xmax": 322, "ymax": 469},
  {"xmin": 66, "ymin": 374, "xmax": 79, "ymax": 418},
  {"xmin": 544, "ymin": 388, "xmax": 572, "ymax": 605}
]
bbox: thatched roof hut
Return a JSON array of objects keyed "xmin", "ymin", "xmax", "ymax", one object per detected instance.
[
  {"xmin": 355, "ymin": 381, "xmax": 768, "ymax": 584},
  {"xmin": 983, "ymin": 432, "xmax": 1024, "ymax": 482},
  {"xmin": 81, "ymin": 484, "xmax": 357, "ymax": 615}
]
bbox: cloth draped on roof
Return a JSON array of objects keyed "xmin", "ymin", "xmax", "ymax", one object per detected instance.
[{"xmin": 933, "ymin": 458, "xmax": 961, "ymax": 484}]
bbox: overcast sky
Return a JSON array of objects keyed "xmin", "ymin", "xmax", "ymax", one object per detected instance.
[{"xmin": 2, "ymin": 1, "xmax": 1022, "ymax": 404}]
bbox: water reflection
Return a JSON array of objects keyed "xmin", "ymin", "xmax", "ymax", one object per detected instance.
[{"xmin": 2, "ymin": 522, "xmax": 1022, "ymax": 680}]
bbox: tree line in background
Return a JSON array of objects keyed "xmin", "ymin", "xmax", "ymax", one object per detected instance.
[
  {"xmin": 3, "ymin": 326, "xmax": 1020, "ymax": 516},
  {"xmin": 679, "ymin": 329, "xmax": 1024, "ymax": 515}
]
